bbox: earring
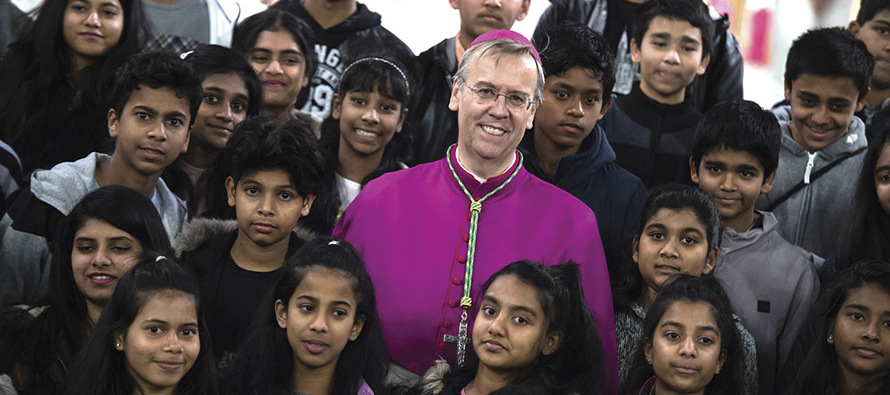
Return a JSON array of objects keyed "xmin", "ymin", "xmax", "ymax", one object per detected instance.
[
  {"xmin": 828, "ymin": 335, "xmax": 834, "ymax": 342},
  {"xmin": 115, "ymin": 342, "xmax": 120, "ymax": 348},
  {"xmin": 646, "ymin": 357, "xmax": 652, "ymax": 364},
  {"xmin": 715, "ymin": 367, "xmax": 721, "ymax": 375}
]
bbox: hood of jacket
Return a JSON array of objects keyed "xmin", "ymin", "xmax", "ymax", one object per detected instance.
[{"xmin": 772, "ymin": 105, "xmax": 868, "ymax": 160}]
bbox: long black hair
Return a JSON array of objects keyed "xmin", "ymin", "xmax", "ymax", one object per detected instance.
[
  {"xmin": 4, "ymin": 186, "xmax": 171, "ymax": 393},
  {"xmin": 63, "ymin": 253, "xmax": 218, "ymax": 395},
  {"xmin": 792, "ymin": 260, "xmax": 890, "ymax": 395},
  {"xmin": 0, "ymin": 0, "xmax": 150, "ymax": 173},
  {"xmin": 430, "ymin": 260, "xmax": 603, "ymax": 395},
  {"xmin": 835, "ymin": 128, "xmax": 890, "ymax": 269},
  {"xmin": 226, "ymin": 236, "xmax": 390, "ymax": 395},
  {"xmin": 621, "ymin": 275, "xmax": 745, "ymax": 395}
]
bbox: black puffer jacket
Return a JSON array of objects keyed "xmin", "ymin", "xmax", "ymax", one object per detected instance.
[
  {"xmin": 532, "ymin": 0, "xmax": 744, "ymax": 113},
  {"xmin": 406, "ymin": 37, "xmax": 460, "ymax": 165}
]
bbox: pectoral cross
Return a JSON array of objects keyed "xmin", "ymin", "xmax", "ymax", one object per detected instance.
[{"xmin": 442, "ymin": 311, "xmax": 470, "ymax": 366}]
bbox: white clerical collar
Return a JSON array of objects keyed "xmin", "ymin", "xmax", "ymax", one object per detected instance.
[{"xmin": 455, "ymin": 147, "xmax": 517, "ymax": 183}]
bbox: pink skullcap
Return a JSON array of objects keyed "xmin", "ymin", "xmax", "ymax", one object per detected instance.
[{"xmin": 468, "ymin": 29, "xmax": 541, "ymax": 65}]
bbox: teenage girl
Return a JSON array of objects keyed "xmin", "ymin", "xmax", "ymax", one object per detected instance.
[
  {"xmin": 0, "ymin": 0, "xmax": 149, "ymax": 175},
  {"xmin": 63, "ymin": 253, "xmax": 218, "ymax": 395},
  {"xmin": 792, "ymin": 260, "xmax": 890, "ymax": 395},
  {"xmin": 306, "ymin": 56, "xmax": 411, "ymax": 234},
  {"xmin": 621, "ymin": 274, "xmax": 746, "ymax": 395},
  {"xmin": 231, "ymin": 10, "xmax": 317, "ymax": 125},
  {"xmin": 226, "ymin": 236, "xmax": 389, "ymax": 395},
  {"xmin": 1, "ymin": 186, "xmax": 172, "ymax": 394},
  {"xmin": 614, "ymin": 184, "xmax": 758, "ymax": 393},
  {"xmin": 829, "ymin": 128, "xmax": 890, "ymax": 278},
  {"xmin": 415, "ymin": 260, "xmax": 603, "ymax": 395},
  {"xmin": 163, "ymin": 44, "xmax": 263, "ymax": 219}
]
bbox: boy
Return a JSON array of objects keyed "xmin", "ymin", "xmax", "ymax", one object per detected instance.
[
  {"xmin": 849, "ymin": 0, "xmax": 890, "ymax": 140},
  {"xmin": 0, "ymin": 51, "xmax": 199, "ymax": 306},
  {"xmin": 690, "ymin": 100, "xmax": 820, "ymax": 395},
  {"xmin": 756, "ymin": 27, "xmax": 871, "ymax": 258},
  {"xmin": 519, "ymin": 23, "xmax": 646, "ymax": 285},
  {"xmin": 409, "ymin": 0, "xmax": 530, "ymax": 164},
  {"xmin": 598, "ymin": 0, "xmax": 712, "ymax": 187},
  {"xmin": 178, "ymin": 117, "xmax": 324, "ymax": 360}
]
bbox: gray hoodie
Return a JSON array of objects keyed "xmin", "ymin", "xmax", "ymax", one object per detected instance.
[
  {"xmin": 756, "ymin": 106, "xmax": 868, "ymax": 257},
  {"xmin": 0, "ymin": 153, "xmax": 187, "ymax": 306}
]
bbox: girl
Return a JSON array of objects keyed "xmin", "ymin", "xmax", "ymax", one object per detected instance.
[
  {"xmin": 226, "ymin": 236, "xmax": 389, "ymax": 395},
  {"xmin": 163, "ymin": 44, "xmax": 263, "ymax": 219},
  {"xmin": 0, "ymin": 0, "xmax": 149, "ymax": 175},
  {"xmin": 2, "ymin": 186, "xmax": 172, "ymax": 393},
  {"xmin": 614, "ymin": 184, "xmax": 758, "ymax": 393},
  {"xmin": 307, "ymin": 56, "xmax": 411, "ymax": 234},
  {"xmin": 829, "ymin": 128, "xmax": 890, "ymax": 278},
  {"xmin": 415, "ymin": 260, "xmax": 603, "ymax": 395},
  {"xmin": 63, "ymin": 253, "xmax": 218, "ymax": 395},
  {"xmin": 621, "ymin": 274, "xmax": 746, "ymax": 395},
  {"xmin": 232, "ymin": 10, "xmax": 317, "ymax": 125},
  {"xmin": 792, "ymin": 260, "xmax": 890, "ymax": 395}
]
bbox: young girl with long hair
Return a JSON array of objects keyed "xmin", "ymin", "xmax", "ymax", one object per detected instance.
[
  {"xmin": 620, "ymin": 274, "xmax": 746, "ymax": 395},
  {"xmin": 829, "ymin": 128, "xmax": 890, "ymax": 276},
  {"xmin": 791, "ymin": 259, "xmax": 890, "ymax": 395},
  {"xmin": 226, "ymin": 236, "xmax": 390, "ymax": 395},
  {"xmin": 0, "ymin": 0, "xmax": 149, "ymax": 175},
  {"xmin": 231, "ymin": 9, "xmax": 316, "ymax": 124},
  {"xmin": 1, "ymin": 186, "xmax": 172, "ymax": 393},
  {"xmin": 614, "ymin": 184, "xmax": 758, "ymax": 393},
  {"xmin": 63, "ymin": 253, "xmax": 217, "ymax": 395},
  {"xmin": 307, "ymin": 55, "xmax": 411, "ymax": 234},
  {"xmin": 415, "ymin": 260, "xmax": 603, "ymax": 395}
]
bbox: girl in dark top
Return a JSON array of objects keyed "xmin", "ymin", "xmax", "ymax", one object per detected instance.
[
  {"xmin": 2, "ymin": 186, "xmax": 171, "ymax": 394},
  {"xmin": 620, "ymin": 274, "xmax": 745, "ymax": 395},
  {"xmin": 792, "ymin": 260, "xmax": 890, "ymax": 395},
  {"xmin": 226, "ymin": 236, "xmax": 390, "ymax": 395},
  {"xmin": 0, "ymin": 0, "xmax": 149, "ymax": 175},
  {"xmin": 414, "ymin": 260, "xmax": 603, "ymax": 395},
  {"xmin": 63, "ymin": 253, "xmax": 217, "ymax": 395}
]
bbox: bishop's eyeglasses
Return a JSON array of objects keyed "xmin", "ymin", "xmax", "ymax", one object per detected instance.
[{"xmin": 457, "ymin": 77, "xmax": 535, "ymax": 111}]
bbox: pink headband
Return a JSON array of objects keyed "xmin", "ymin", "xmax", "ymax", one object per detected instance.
[{"xmin": 468, "ymin": 29, "xmax": 541, "ymax": 65}]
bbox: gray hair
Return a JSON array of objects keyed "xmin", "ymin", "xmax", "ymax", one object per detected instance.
[{"xmin": 453, "ymin": 38, "xmax": 545, "ymax": 106}]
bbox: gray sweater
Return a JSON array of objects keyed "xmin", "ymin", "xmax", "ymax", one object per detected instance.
[
  {"xmin": 0, "ymin": 153, "xmax": 187, "ymax": 306},
  {"xmin": 715, "ymin": 211, "xmax": 820, "ymax": 395},
  {"xmin": 757, "ymin": 106, "xmax": 868, "ymax": 257}
]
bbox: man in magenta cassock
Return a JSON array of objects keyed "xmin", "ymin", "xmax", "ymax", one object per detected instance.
[{"xmin": 333, "ymin": 30, "xmax": 618, "ymax": 392}]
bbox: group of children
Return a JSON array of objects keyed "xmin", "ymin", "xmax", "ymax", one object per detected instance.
[{"xmin": 1, "ymin": 0, "xmax": 890, "ymax": 394}]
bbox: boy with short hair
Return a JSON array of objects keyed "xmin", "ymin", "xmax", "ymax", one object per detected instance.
[
  {"xmin": 690, "ymin": 99, "xmax": 819, "ymax": 395},
  {"xmin": 849, "ymin": 0, "xmax": 890, "ymax": 140},
  {"xmin": 599, "ymin": 0, "xmax": 712, "ymax": 187},
  {"xmin": 756, "ymin": 27, "xmax": 871, "ymax": 258},
  {"xmin": 0, "ymin": 51, "xmax": 199, "ymax": 306},
  {"xmin": 178, "ymin": 117, "xmax": 325, "ymax": 360},
  {"xmin": 519, "ymin": 23, "xmax": 646, "ymax": 285}
]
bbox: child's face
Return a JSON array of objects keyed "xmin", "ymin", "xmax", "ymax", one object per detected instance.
[
  {"xmin": 71, "ymin": 218, "xmax": 143, "ymax": 310},
  {"xmin": 115, "ymin": 290, "xmax": 200, "ymax": 394},
  {"xmin": 644, "ymin": 300, "xmax": 725, "ymax": 395},
  {"xmin": 828, "ymin": 283, "xmax": 890, "ymax": 382},
  {"xmin": 634, "ymin": 208, "xmax": 717, "ymax": 294},
  {"xmin": 62, "ymin": 0, "xmax": 123, "ymax": 68},
  {"xmin": 784, "ymin": 73, "xmax": 864, "ymax": 153},
  {"xmin": 275, "ymin": 267, "xmax": 364, "ymax": 372},
  {"xmin": 190, "ymin": 73, "xmax": 250, "ymax": 154},
  {"xmin": 690, "ymin": 147, "xmax": 775, "ymax": 232},
  {"xmin": 631, "ymin": 16, "xmax": 710, "ymax": 105},
  {"xmin": 107, "ymin": 85, "xmax": 191, "ymax": 177},
  {"xmin": 450, "ymin": 0, "xmax": 530, "ymax": 40},
  {"xmin": 332, "ymin": 90, "xmax": 405, "ymax": 158},
  {"xmin": 534, "ymin": 66, "xmax": 609, "ymax": 151},
  {"xmin": 249, "ymin": 29, "xmax": 309, "ymax": 113},
  {"xmin": 875, "ymin": 142, "xmax": 890, "ymax": 215},
  {"xmin": 226, "ymin": 169, "xmax": 314, "ymax": 249},
  {"xmin": 472, "ymin": 274, "xmax": 560, "ymax": 375},
  {"xmin": 849, "ymin": 10, "xmax": 890, "ymax": 89}
]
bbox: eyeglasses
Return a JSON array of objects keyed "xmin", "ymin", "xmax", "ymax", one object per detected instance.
[{"xmin": 458, "ymin": 78, "xmax": 534, "ymax": 111}]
